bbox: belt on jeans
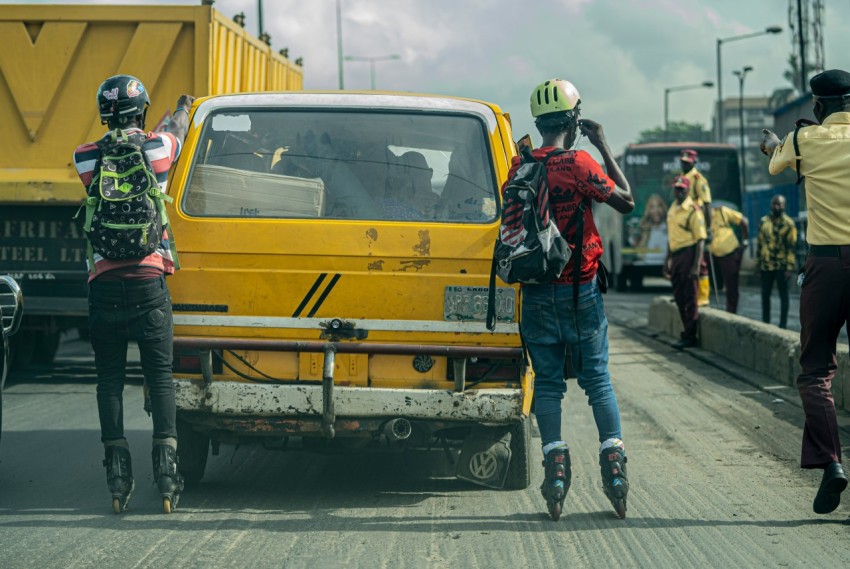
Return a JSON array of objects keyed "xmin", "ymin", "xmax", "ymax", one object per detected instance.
[{"xmin": 808, "ymin": 244, "xmax": 850, "ymax": 257}]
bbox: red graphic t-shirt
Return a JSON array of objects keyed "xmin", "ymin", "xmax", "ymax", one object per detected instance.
[{"xmin": 502, "ymin": 147, "xmax": 614, "ymax": 285}]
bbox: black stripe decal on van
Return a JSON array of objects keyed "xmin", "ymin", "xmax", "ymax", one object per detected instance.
[
  {"xmin": 292, "ymin": 273, "xmax": 327, "ymax": 317},
  {"xmin": 307, "ymin": 273, "xmax": 341, "ymax": 317}
]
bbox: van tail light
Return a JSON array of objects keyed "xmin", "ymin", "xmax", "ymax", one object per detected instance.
[{"xmin": 173, "ymin": 349, "xmax": 222, "ymax": 374}]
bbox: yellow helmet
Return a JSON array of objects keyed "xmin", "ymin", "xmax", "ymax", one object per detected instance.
[{"xmin": 530, "ymin": 79, "xmax": 581, "ymax": 117}]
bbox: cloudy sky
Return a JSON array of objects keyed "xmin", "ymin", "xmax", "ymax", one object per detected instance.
[{"xmin": 9, "ymin": 0, "xmax": 850, "ymax": 154}]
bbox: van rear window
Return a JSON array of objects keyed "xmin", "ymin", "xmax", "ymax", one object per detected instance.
[{"xmin": 182, "ymin": 109, "xmax": 498, "ymax": 223}]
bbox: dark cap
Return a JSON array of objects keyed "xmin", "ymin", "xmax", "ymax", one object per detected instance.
[
  {"xmin": 680, "ymin": 149, "xmax": 698, "ymax": 163},
  {"xmin": 673, "ymin": 175, "xmax": 691, "ymax": 190},
  {"xmin": 810, "ymin": 69, "xmax": 850, "ymax": 98}
]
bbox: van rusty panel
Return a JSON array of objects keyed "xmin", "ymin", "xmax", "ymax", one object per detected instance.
[{"xmin": 175, "ymin": 380, "xmax": 523, "ymax": 422}]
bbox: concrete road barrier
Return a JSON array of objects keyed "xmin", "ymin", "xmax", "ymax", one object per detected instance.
[{"xmin": 648, "ymin": 296, "xmax": 849, "ymax": 412}]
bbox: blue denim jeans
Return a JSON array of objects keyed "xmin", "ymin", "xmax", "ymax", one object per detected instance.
[
  {"xmin": 521, "ymin": 278, "xmax": 622, "ymax": 447},
  {"xmin": 88, "ymin": 275, "xmax": 177, "ymax": 442}
]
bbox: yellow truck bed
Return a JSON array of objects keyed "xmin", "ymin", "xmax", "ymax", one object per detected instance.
[
  {"xmin": 0, "ymin": 3, "xmax": 303, "ymax": 202},
  {"xmin": 0, "ymin": 3, "xmax": 303, "ymax": 368}
]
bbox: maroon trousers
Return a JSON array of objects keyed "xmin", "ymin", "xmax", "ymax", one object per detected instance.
[
  {"xmin": 797, "ymin": 248, "xmax": 850, "ymax": 468},
  {"xmin": 714, "ymin": 248, "xmax": 743, "ymax": 313},
  {"xmin": 671, "ymin": 245, "xmax": 699, "ymax": 342}
]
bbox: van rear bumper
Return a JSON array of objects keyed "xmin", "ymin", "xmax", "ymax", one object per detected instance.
[{"xmin": 174, "ymin": 379, "xmax": 523, "ymax": 423}]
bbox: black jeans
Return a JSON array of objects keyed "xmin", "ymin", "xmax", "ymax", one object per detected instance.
[
  {"xmin": 760, "ymin": 269, "xmax": 790, "ymax": 328},
  {"xmin": 88, "ymin": 275, "xmax": 177, "ymax": 442}
]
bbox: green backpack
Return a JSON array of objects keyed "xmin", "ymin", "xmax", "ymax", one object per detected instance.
[{"xmin": 79, "ymin": 129, "xmax": 178, "ymax": 270}]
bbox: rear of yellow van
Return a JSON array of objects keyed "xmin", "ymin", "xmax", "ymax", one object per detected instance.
[{"xmin": 166, "ymin": 92, "xmax": 531, "ymax": 489}]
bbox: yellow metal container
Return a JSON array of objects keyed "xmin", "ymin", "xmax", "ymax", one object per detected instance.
[
  {"xmin": 0, "ymin": 3, "xmax": 303, "ymax": 203},
  {"xmin": 0, "ymin": 4, "xmax": 304, "ymax": 368}
]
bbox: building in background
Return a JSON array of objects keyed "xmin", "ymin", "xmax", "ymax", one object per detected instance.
[{"xmin": 714, "ymin": 95, "xmax": 774, "ymax": 191}]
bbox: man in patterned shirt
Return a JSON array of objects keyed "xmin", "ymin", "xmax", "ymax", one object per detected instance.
[
  {"xmin": 73, "ymin": 74, "xmax": 193, "ymax": 513},
  {"xmin": 515, "ymin": 78, "xmax": 635, "ymax": 520},
  {"xmin": 756, "ymin": 195, "xmax": 797, "ymax": 329}
]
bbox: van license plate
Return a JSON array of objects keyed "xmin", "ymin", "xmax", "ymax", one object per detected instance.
[{"xmin": 444, "ymin": 286, "xmax": 515, "ymax": 323}]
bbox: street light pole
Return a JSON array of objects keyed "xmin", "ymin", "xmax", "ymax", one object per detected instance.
[
  {"xmin": 733, "ymin": 66, "xmax": 753, "ymax": 199},
  {"xmin": 344, "ymin": 54, "xmax": 401, "ymax": 90},
  {"xmin": 336, "ymin": 0, "xmax": 344, "ymax": 89},
  {"xmin": 664, "ymin": 81, "xmax": 714, "ymax": 141},
  {"xmin": 715, "ymin": 26, "xmax": 782, "ymax": 143}
]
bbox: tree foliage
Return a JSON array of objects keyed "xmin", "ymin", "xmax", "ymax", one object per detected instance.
[{"xmin": 637, "ymin": 121, "xmax": 712, "ymax": 143}]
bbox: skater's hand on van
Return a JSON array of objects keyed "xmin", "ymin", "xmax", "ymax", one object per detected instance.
[
  {"xmin": 760, "ymin": 129, "xmax": 781, "ymax": 156},
  {"xmin": 175, "ymin": 94, "xmax": 195, "ymax": 113},
  {"xmin": 578, "ymin": 119, "xmax": 606, "ymax": 148}
]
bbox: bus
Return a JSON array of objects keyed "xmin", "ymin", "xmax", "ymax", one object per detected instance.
[{"xmin": 595, "ymin": 142, "xmax": 741, "ymax": 291}]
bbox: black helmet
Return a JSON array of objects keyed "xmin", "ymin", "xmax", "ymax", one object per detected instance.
[{"xmin": 96, "ymin": 74, "xmax": 150, "ymax": 125}]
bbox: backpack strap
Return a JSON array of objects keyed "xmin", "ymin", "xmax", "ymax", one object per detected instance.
[
  {"xmin": 486, "ymin": 251, "xmax": 499, "ymax": 331},
  {"xmin": 569, "ymin": 198, "xmax": 591, "ymax": 309},
  {"xmin": 793, "ymin": 118, "xmax": 818, "ymax": 185}
]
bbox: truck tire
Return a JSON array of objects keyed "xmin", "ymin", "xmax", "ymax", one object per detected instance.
[
  {"xmin": 9, "ymin": 333, "xmax": 36, "ymax": 371},
  {"xmin": 630, "ymin": 273, "xmax": 644, "ymax": 292},
  {"xmin": 503, "ymin": 416, "xmax": 532, "ymax": 490},
  {"xmin": 615, "ymin": 269, "xmax": 629, "ymax": 293},
  {"xmin": 177, "ymin": 418, "xmax": 210, "ymax": 486},
  {"xmin": 32, "ymin": 332, "xmax": 60, "ymax": 365}
]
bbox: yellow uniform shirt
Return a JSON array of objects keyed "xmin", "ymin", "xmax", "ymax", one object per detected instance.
[
  {"xmin": 682, "ymin": 167, "xmax": 712, "ymax": 206},
  {"xmin": 667, "ymin": 196, "xmax": 707, "ymax": 253},
  {"xmin": 769, "ymin": 112, "xmax": 850, "ymax": 245},
  {"xmin": 710, "ymin": 206, "xmax": 744, "ymax": 257},
  {"xmin": 756, "ymin": 214, "xmax": 797, "ymax": 271}
]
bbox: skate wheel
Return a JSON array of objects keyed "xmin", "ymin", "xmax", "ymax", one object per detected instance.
[
  {"xmin": 112, "ymin": 498, "xmax": 121, "ymax": 514},
  {"xmin": 548, "ymin": 501, "xmax": 562, "ymax": 521},
  {"xmin": 613, "ymin": 499, "xmax": 627, "ymax": 519},
  {"xmin": 163, "ymin": 497, "xmax": 173, "ymax": 514}
]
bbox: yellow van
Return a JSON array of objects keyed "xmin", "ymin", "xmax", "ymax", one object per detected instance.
[{"xmin": 166, "ymin": 92, "xmax": 531, "ymax": 489}]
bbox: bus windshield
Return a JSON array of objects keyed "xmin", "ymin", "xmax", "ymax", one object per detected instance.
[{"xmin": 620, "ymin": 143, "xmax": 741, "ymax": 265}]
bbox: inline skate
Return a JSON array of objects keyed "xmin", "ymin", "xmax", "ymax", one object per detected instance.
[
  {"xmin": 152, "ymin": 444, "xmax": 184, "ymax": 514},
  {"xmin": 600, "ymin": 439, "xmax": 629, "ymax": 519},
  {"xmin": 541, "ymin": 445, "xmax": 571, "ymax": 521},
  {"xmin": 104, "ymin": 445, "xmax": 134, "ymax": 514}
]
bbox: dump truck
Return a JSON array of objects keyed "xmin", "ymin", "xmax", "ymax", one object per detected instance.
[{"xmin": 0, "ymin": 3, "xmax": 303, "ymax": 366}]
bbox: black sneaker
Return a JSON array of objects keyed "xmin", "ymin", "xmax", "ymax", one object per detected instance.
[
  {"xmin": 672, "ymin": 337, "xmax": 697, "ymax": 350},
  {"xmin": 813, "ymin": 462, "xmax": 847, "ymax": 514}
]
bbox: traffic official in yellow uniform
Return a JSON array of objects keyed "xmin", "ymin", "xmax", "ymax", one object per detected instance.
[
  {"xmin": 709, "ymin": 205, "xmax": 749, "ymax": 313},
  {"xmin": 756, "ymin": 195, "xmax": 797, "ymax": 329},
  {"xmin": 680, "ymin": 149, "xmax": 712, "ymax": 306},
  {"xmin": 663, "ymin": 176, "xmax": 706, "ymax": 349},
  {"xmin": 762, "ymin": 68, "xmax": 850, "ymax": 515}
]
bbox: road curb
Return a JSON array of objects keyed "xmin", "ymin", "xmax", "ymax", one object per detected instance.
[{"xmin": 646, "ymin": 296, "xmax": 849, "ymax": 414}]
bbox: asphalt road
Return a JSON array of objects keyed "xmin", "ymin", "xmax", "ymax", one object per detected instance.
[{"xmin": 0, "ymin": 292, "xmax": 848, "ymax": 569}]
